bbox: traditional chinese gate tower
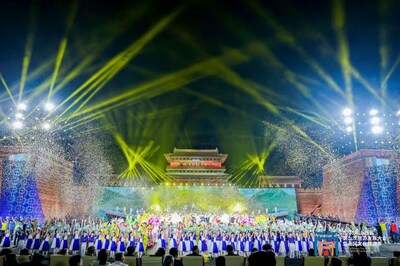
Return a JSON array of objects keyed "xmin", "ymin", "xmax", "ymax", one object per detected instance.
[{"xmin": 164, "ymin": 148, "xmax": 230, "ymax": 185}]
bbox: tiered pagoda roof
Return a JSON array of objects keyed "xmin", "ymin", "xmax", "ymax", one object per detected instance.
[{"xmin": 164, "ymin": 148, "xmax": 230, "ymax": 185}]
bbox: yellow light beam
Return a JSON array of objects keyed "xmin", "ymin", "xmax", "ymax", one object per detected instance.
[
  {"xmin": 70, "ymin": 47, "xmax": 252, "ymax": 118},
  {"xmin": 249, "ymin": 1, "xmax": 346, "ymax": 99},
  {"xmin": 0, "ymin": 74, "xmax": 17, "ymax": 107},
  {"xmin": 53, "ymin": 9, "xmax": 180, "ymax": 118},
  {"xmin": 379, "ymin": 0, "xmax": 390, "ymax": 100},
  {"xmin": 19, "ymin": 2, "xmax": 37, "ymax": 103},
  {"xmin": 333, "ymin": 0, "xmax": 353, "ymax": 106},
  {"xmin": 48, "ymin": 1, "xmax": 78, "ymax": 100},
  {"xmin": 48, "ymin": 38, "xmax": 68, "ymax": 100}
]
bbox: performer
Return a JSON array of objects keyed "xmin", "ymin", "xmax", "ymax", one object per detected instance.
[
  {"xmin": 81, "ymin": 231, "xmax": 89, "ymax": 256},
  {"xmin": 32, "ymin": 230, "xmax": 41, "ymax": 252},
  {"xmin": 287, "ymin": 232, "xmax": 296, "ymax": 258},
  {"xmin": 0, "ymin": 230, "xmax": 11, "ymax": 249},
  {"xmin": 117, "ymin": 235, "xmax": 126, "ymax": 253},
  {"xmin": 60, "ymin": 232, "xmax": 69, "ymax": 251},
  {"xmin": 51, "ymin": 230, "xmax": 61, "ymax": 254},
  {"xmin": 199, "ymin": 232, "xmax": 208, "ymax": 255},
  {"xmin": 109, "ymin": 233, "xmax": 117, "ymax": 258},
  {"xmin": 135, "ymin": 235, "xmax": 145, "ymax": 258},
  {"xmin": 88, "ymin": 232, "xmax": 95, "ymax": 248},
  {"xmin": 178, "ymin": 233, "xmax": 187, "ymax": 256},
  {"xmin": 39, "ymin": 232, "xmax": 51, "ymax": 257},
  {"xmin": 95, "ymin": 233, "xmax": 103, "ymax": 256},
  {"xmin": 128, "ymin": 232, "xmax": 135, "ymax": 248},
  {"xmin": 301, "ymin": 232, "xmax": 309, "ymax": 257},
  {"xmin": 70, "ymin": 230, "xmax": 80, "ymax": 255}
]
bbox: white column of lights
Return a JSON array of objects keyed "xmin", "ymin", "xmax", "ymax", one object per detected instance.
[
  {"xmin": 369, "ymin": 108, "xmax": 383, "ymax": 134},
  {"xmin": 10, "ymin": 101, "xmax": 55, "ymax": 131},
  {"xmin": 342, "ymin": 107, "xmax": 385, "ymax": 135},
  {"xmin": 342, "ymin": 107, "xmax": 353, "ymax": 133}
]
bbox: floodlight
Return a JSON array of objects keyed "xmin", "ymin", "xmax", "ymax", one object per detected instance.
[
  {"xmin": 371, "ymin": 125, "xmax": 383, "ymax": 134},
  {"xmin": 15, "ymin": 113, "xmax": 23, "ymax": 119},
  {"xmin": 12, "ymin": 120, "xmax": 23, "ymax": 130},
  {"xmin": 345, "ymin": 126, "xmax": 352, "ymax": 132},
  {"xmin": 369, "ymin": 109, "xmax": 378, "ymax": 116},
  {"xmin": 370, "ymin": 117, "xmax": 380, "ymax": 125},
  {"xmin": 342, "ymin": 108, "xmax": 353, "ymax": 116},
  {"xmin": 42, "ymin": 123, "xmax": 51, "ymax": 131},
  {"xmin": 17, "ymin": 102, "xmax": 27, "ymax": 111},
  {"xmin": 44, "ymin": 102, "xmax": 55, "ymax": 111},
  {"xmin": 344, "ymin": 117, "xmax": 352, "ymax": 124}
]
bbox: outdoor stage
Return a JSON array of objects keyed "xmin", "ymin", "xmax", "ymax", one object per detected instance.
[{"xmin": 0, "ymin": 147, "xmax": 399, "ymax": 225}]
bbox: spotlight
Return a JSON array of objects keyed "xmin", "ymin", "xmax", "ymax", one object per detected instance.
[
  {"xmin": 42, "ymin": 123, "xmax": 51, "ymax": 131},
  {"xmin": 342, "ymin": 108, "xmax": 353, "ymax": 116},
  {"xmin": 15, "ymin": 113, "xmax": 23, "ymax": 119},
  {"xmin": 44, "ymin": 102, "xmax": 55, "ymax": 111},
  {"xmin": 12, "ymin": 120, "xmax": 23, "ymax": 130},
  {"xmin": 344, "ymin": 117, "xmax": 352, "ymax": 124},
  {"xmin": 370, "ymin": 117, "xmax": 380, "ymax": 125},
  {"xmin": 371, "ymin": 125, "xmax": 383, "ymax": 134},
  {"xmin": 345, "ymin": 126, "xmax": 353, "ymax": 133},
  {"xmin": 369, "ymin": 109, "xmax": 378, "ymax": 116},
  {"xmin": 17, "ymin": 102, "xmax": 27, "ymax": 111}
]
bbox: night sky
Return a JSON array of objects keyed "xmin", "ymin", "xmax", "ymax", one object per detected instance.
[{"xmin": 1, "ymin": 0, "xmax": 400, "ymax": 186}]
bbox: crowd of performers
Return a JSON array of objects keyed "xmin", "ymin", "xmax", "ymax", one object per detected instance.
[{"xmin": 0, "ymin": 213, "xmax": 384, "ymax": 259}]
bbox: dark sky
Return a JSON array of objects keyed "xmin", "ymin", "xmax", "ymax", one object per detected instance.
[{"xmin": 1, "ymin": 0, "xmax": 400, "ymax": 185}]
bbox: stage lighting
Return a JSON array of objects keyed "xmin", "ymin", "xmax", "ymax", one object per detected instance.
[
  {"xmin": 370, "ymin": 117, "xmax": 380, "ymax": 125},
  {"xmin": 342, "ymin": 108, "xmax": 353, "ymax": 116},
  {"xmin": 15, "ymin": 113, "xmax": 23, "ymax": 119},
  {"xmin": 17, "ymin": 102, "xmax": 27, "ymax": 111},
  {"xmin": 233, "ymin": 203, "xmax": 244, "ymax": 213},
  {"xmin": 371, "ymin": 125, "xmax": 383, "ymax": 134},
  {"xmin": 344, "ymin": 117, "xmax": 352, "ymax": 124},
  {"xmin": 12, "ymin": 120, "xmax": 23, "ymax": 130},
  {"xmin": 369, "ymin": 109, "xmax": 378, "ymax": 116},
  {"xmin": 345, "ymin": 126, "xmax": 353, "ymax": 132},
  {"xmin": 42, "ymin": 123, "xmax": 51, "ymax": 131},
  {"xmin": 44, "ymin": 102, "xmax": 55, "ymax": 111}
]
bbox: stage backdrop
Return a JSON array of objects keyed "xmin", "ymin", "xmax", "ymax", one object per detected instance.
[{"xmin": 94, "ymin": 186, "xmax": 297, "ymax": 215}]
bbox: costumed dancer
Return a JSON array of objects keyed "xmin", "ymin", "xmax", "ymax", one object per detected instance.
[
  {"xmin": 295, "ymin": 232, "xmax": 302, "ymax": 258},
  {"xmin": 244, "ymin": 233, "xmax": 253, "ymax": 257},
  {"xmin": 117, "ymin": 235, "xmax": 126, "ymax": 253},
  {"xmin": 109, "ymin": 233, "xmax": 117, "ymax": 258},
  {"xmin": 279, "ymin": 233, "xmax": 288, "ymax": 257},
  {"xmin": 128, "ymin": 233, "xmax": 136, "ymax": 249},
  {"xmin": 70, "ymin": 230, "xmax": 80, "ymax": 255},
  {"xmin": 169, "ymin": 232, "xmax": 177, "ymax": 250},
  {"xmin": 0, "ymin": 230, "xmax": 11, "ymax": 249},
  {"xmin": 17, "ymin": 230, "xmax": 27, "ymax": 252},
  {"xmin": 210, "ymin": 233, "xmax": 219, "ymax": 259},
  {"xmin": 60, "ymin": 233, "xmax": 69, "ymax": 251},
  {"xmin": 135, "ymin": 235, "xmax": 145, "ymax": 258},
  {"xmin": 32, "ymin": 230, "xmax": 42, "ymax": 252},
  {"xmin": 81, "ymin": 232, "xmax": 89, "ymax": 256},
  {"xmin": 88, "ymin": 232, "xmax": 95, "ymax": 248},
  {"xmin": 199, "ymin": 232, "xmax": 208, "ymax": 255},
  {"xmin": 39, "ymin": 233, "xmax": 51, "ymax": 257},
  {"xmin": 103, "ymin": 234, "xmax": 110, "ymax": 250},
  {"xmin": 51, "ymin": 231, "xmax": 61, "ymax": 254},
  {"xmin": 270, "ymin": 232, "xmax": 279, "ymax": 254},
  {"xmin": 178, "ymin": 234, "xmax": 187, "ymax": 256},
  {"xmin": 95, "ymin": 233, "xmax": 103, "ymax": 256},
  {"xmin": 287, "ymin": 232, "xmax": 296, "ymax": 258},
  {"xmin": 301, "ymin": 233, "xmax": 309, "ymax": 257}
]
